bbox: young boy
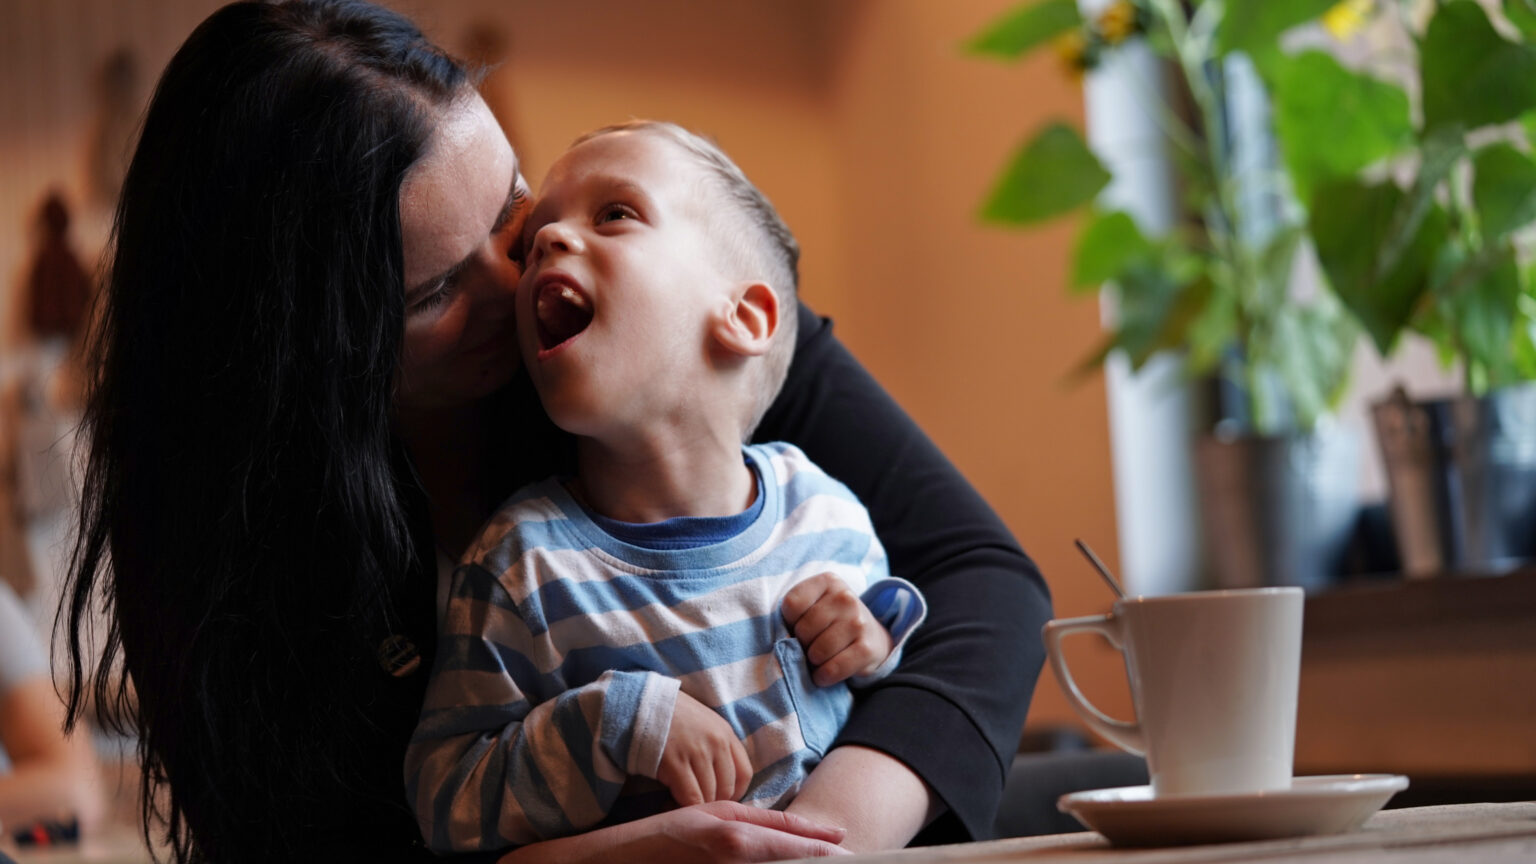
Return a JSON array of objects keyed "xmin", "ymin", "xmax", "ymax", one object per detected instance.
[{"xmin": 404, "ymin": 121, "xmax": 925, "ymax": 854}]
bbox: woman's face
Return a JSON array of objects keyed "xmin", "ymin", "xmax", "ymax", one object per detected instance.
[{"xmin": 396, "ymin": 94, "xmax": 530, "ymax": 413}]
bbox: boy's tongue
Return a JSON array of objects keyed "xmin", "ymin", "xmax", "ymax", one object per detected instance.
[{"xmin": 536, "ymin": 283, "xmax": 593, "ymax": 350}]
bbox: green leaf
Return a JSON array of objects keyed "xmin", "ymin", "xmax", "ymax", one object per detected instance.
[
  {"xmin": 1310, "ymin": 177, "xmax": 1448, "ymax": 354},
  {"xmin": 1217, "ymin": 0, "xmax": 1337, "ymax": 65},
  {"xmin": 1428, "ymin": 236, "xmax": 1471, "ymax": 298},
  {"xmin": 1523, "ymin": 110, "xmax": 1536, "ymax": 148},
  {"xmin": 1072, "ymin": 210, "xmax": 1152, "ymax": 290},
  {"xmin": 1155, "ymin": 276, "xmax": 1216, "ymax": 358},
  {"xmin": 1374, "ymin": 124, "xmax": 1464, "ymax": 283},
  {"xmin": 1161, "ymin": 243, "xmax": 1208, "ymax": 287},
  {"xmin": 964, "ymin": 0, "xmax": 1082, "ymax": 60},
  {"xmin": 1067, "ymin": 332, "xmax": 1117, "ymax": 383},
  {"xmin": 1505, "ymin": 0, "xmax": 1536, "ymax": 40},
  {"xmin": 1413, "ymin": 300, "xmax": 1460, "ymax": 367},
  {"xmin": 1421, "ymin": 0, "xmax": 1536, "ymax": 133},
  {"xmin": 1436, "ymin": 245, "xmax": 1522, "ymax": 392},
  {"xmin": 1512, "ymin": 318, "xmax": 1536, "ymax": 379},
  {"xmin": 1512, "ymin": 285, "xmax": 1536, "ymax": 379},
  {"xmin": 979, "ymin": 123, "xmax": 1111, "ymax": 225},
  {"xmin": 1258, "ymin": 224, "xmax": 1306, "ymax": 301},
  {"xmin": 1107, "ymin": 260, "xmax": 1200, "ymax": 368},
  {"xmin": 1184, "ymin": 275, "xmax": 1238, "ymax": 375},
  {"xmin": 1472, "ymin": 142, "xmax": 1536, "ymax": 239},
  {"xmin": 1271, "ymin": 300, "xmax": 1358, "ymax": 428},
  {"xmin": 1270, "ymin": 50, "xmax": 1413, "ymax": 206}
]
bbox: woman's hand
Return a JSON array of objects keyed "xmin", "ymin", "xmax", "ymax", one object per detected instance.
[
  {"xmin": 643, "ymin": 802, "xmax": 850, "ymax": 861},
  {"xmin": 656, "ymin": 691, "xmax": 753, "ymax": 805},
  {"xmin": 782, "ymin": 573, "xmax": 893, "ymax": 687},
  {"xmin": 497, "ymin": 801, "xmax": 849, "ymax": 863}
]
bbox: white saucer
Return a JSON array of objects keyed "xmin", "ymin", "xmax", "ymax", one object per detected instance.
[{"xmin": 1058, "ymin": 774, "xmax": 1410, "ymax": 846}]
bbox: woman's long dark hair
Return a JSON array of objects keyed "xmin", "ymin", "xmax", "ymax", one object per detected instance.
[{"xmin": 61, "ymin": 2, "xmax": 470, "ymax": 860}]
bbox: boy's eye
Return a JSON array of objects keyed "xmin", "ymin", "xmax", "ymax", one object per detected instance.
[{"xmin": 598, "ymin": 204, "xmax": 637, "ymax": 224}]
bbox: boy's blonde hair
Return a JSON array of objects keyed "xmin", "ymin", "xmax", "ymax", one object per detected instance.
[{"xmin": 572, "ymin": 120, "xmax": 800, "ymax": 438}]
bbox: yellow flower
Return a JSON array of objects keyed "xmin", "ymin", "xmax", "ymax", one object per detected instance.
[
  {"xmin": 1054, "ymin": 29, "xmax": 1090, "ymax": 79},
  {"xmin": 1322, "ymin": 0, "xmax": 1374, "ymax": 40},
  {"xmin": 1097, "ymin": 1, "xmax": 1139, "ymax": 45}
]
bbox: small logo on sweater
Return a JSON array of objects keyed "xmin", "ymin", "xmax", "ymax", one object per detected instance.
[{"xmin": 377, "ymin": 634, "xmax": 422, "ymax": 677}]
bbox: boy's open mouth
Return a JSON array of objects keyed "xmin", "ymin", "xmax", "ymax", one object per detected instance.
[{"xmin": 535, "ymin": 280, "xmax": 593, "ymax": 352}]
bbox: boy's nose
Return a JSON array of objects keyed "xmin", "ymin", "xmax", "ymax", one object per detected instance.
[{"xmin": 534, "ymin": 221, "xmax": 584, "ymax": 258}]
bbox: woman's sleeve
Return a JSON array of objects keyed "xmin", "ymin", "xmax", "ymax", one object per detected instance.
[{"xmin": 753, "ymin": 303, "xmax": 1053, "ymax": 843}]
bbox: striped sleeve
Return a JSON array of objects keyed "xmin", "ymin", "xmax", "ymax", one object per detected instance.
[{"xmin": 403, "ymin": 560, "xmax": 681, "ymax": 852}]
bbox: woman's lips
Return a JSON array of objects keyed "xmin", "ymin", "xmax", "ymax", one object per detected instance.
[{"xmin": 534, "ymin": 275, "xmax": 593, "ymax": 352}]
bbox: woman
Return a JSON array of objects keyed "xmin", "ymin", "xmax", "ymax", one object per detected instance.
[{"xmin": 61, "ymin": 2, "xmax": 1051, "ymax": 862}]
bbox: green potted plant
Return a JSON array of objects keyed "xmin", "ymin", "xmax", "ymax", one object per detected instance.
[
  {"xmin": 1301, "ymin": 0, "xmax": 1536, "ymax": 574},
  {"xmin": 966, "ymin": 0, "xmax": 1405, "ymax": 589}
]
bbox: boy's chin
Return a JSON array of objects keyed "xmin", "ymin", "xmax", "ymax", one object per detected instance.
[{"xmin": 536, "ymin": 392, "xmax": 606, "ymax": 440}]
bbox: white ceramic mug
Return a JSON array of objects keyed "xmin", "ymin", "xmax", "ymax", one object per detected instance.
[{"xmin": 1043, "ymin": 587, "xmax": 1304, "ymax": 798}]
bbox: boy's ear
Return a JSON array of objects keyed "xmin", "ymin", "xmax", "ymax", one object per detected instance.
[{"xmin": 711, "ymin": 282, "xmax": 779, "ymax": 357}]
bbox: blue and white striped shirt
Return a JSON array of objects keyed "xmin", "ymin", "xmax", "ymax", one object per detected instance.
[{"xmin": 404, "ymin": 442, "xmax": 925, "ymax": 853}]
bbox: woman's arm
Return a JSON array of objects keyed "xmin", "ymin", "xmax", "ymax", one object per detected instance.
[
  {"xmin": 784, "ymin": 745, "xmax": 937, "ymax": 853},
  {"xmin": 755, "ymin": 303, "xmax": 1053, "ymax": 845}
]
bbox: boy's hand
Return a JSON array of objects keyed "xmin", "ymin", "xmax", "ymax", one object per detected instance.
[
  {"xmin": 782, "ymin": 574, "xmax": 894, "ymax": 687},
  {"xmin": 658, "ymin": 691, "xmax": 753, "ymax": 806}
]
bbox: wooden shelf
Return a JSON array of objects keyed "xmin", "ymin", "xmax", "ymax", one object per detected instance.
[
  {"xmin": 1295, "ymin": 569, "xmax": 1536, "ymax": 784},
  {"xmin": 1305, "ymin": 567, "xmax": 1536, "ymax": 636}
]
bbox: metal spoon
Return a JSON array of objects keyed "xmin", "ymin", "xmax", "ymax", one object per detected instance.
[{"xmin": 1074, "ymin": 538, "xmax": 1126, "ymax": 599}]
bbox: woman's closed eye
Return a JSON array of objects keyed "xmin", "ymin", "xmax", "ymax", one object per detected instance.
[{"xmin": 409, "ymin": 275, "xmax": 457, "ymax": 315}]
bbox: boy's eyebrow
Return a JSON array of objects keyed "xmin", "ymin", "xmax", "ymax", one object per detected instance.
[{"xmin": 406, "ymin": 163, "xmax": 524, "ymax": 304}]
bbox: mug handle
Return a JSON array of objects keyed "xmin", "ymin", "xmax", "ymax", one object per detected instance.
[{"xmin": 1041, "ymin": 614, "xmax": 1145, "ymax": 755}]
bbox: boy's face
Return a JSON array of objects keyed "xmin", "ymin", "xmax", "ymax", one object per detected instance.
[{"xmin": 516, "ymin": 131, "xmax": 739, "ymax": 439}]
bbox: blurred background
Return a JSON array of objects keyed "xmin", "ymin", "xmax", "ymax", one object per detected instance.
[{"xmin": 2, "ymin": 1, "xmax": 1532, "ymax": 844}]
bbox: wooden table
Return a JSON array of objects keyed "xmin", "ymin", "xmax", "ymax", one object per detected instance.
[
  {"xmin": 785, "ymin": 802, "xmax": 1536, "ymax": 863},
  {"xmin": 6, "ymin": 802, "xmax": 1532, "ymax": 863}
]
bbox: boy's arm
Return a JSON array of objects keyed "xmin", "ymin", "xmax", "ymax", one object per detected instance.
[{"xmin": 405, "ymin": 561, "xmax": 681, "ymax": 853}]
